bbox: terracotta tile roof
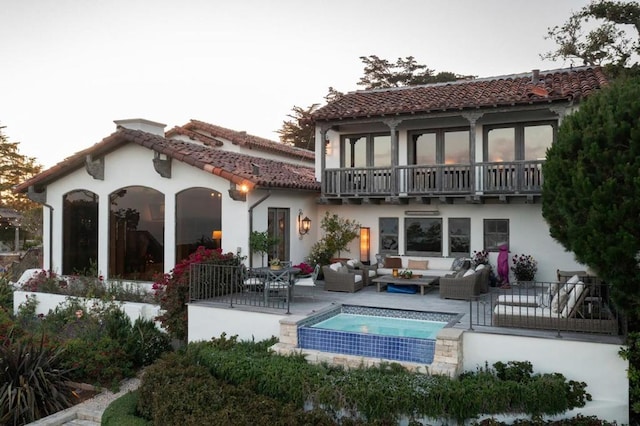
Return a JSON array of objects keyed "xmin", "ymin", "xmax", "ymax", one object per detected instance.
[
  {"xmin": 311, "ymin": 66, "xmax": 609, "ymax": 122},
  {"xmin": 14, "ymin": 128, "xmax": 320, "ymax": 194},
  {"xmin": 166, "ymin": 119, "xmax": 315, "ymax": 162}
]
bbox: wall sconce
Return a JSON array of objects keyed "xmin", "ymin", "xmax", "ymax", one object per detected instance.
[
  {"xmin": 298, "ymin": 209, "xmax": 311, "ymax": 236},
  {"xmin": 228, "ymin": 182, "xmax": 248, "ymax": 202},
  {"xmin": 359, "ymin": 227, "xmax": 370, "ymax": 265},
  {"xmin": 212, "ymin": 230, "xmax": 222, "ymax": 249}
]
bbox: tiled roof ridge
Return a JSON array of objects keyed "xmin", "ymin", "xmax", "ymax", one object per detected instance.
[
  {"xmin": 165, "ymin": 125, "xmax": 224, "ymax": 147},
  {"xmin": 181, "ymin": 119, "xmax": 315, "ymax": 161},
  {"xmin": 14, "ymin": 127, "xmax": 320, "ymax": 194},
  {"xmin": 349, "ymin": 65, "xmax": 600, "ymax": 95}
]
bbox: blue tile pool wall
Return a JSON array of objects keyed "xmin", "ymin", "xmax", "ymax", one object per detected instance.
[
  {"xmin": 298, "ymin": 328, "xmax": 436, "ymax": 363},
  {"xmin": 297, "ymin": 305, "xmax": 462, "ymax": 364}
]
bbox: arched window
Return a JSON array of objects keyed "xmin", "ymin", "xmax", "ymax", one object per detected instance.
[
  {"xmin": 109, "ymin": 186, "xmax": 164, "ymax": 280},
  {"xmin": 62, "ymin": 190, "xmax": 98, "ymax": 275},
  {"xmin": 175, "ymin": 188, "xmax": 222, "ymax": 263}
]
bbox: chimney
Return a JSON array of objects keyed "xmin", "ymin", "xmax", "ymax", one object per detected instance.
[
  {"xmin": 532, "ymin": 69, "xmax": 540, "ymax": 83},
  {"xmin": 114, "ymin": 118, "xmax": 166, "ymax": 136}
]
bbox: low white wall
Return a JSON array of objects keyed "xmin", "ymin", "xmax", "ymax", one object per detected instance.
[
  {"xmin": 13, "ymin": 290, "xmax": 161, "ymax": 325},
  {"xmin": 463, "ymin": 331, "xmax": 628, "ymax": 424},
  {"xmin": 188, "ymin": 304, "xmax": 285, "ymax": 343}
]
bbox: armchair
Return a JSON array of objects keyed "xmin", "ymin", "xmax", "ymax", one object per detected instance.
[
  {"xmin": 322, "ymin": 265, "xmax": 364, "ymax": 293},
  {"xmin": 439, "ymin": 270, "xmax": 484, "ymax": 300}
]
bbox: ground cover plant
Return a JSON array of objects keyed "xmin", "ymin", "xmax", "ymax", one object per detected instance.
[
  {"xmin": 0, "ymin": 295, "xmax": 171, "ymax": 424},
  {"xmin": 132, "ymin": 335, "xmax": 601, "ymax": 425}
]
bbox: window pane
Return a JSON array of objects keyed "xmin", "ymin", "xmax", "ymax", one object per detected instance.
[
  {"xmin": 487, "ymin": 128, "xmax": 515, "ymax": 162},
  {"xmin": 448, "ymin": 218, "xmax": 470, "ymax": 256},
  {"xmin": 109, "ymin": 186, "xmax": 164, "ymax": 280},
  {"xmin": 373, "ymin": 135, "xmax": 391, "ymax": 167},
  {"xmin": 63, "ymin": 190, "xmax": 98, "ymax": 275},
  {"xmin": 524, "ymin": 125, "xmax": 553, "ymax": 160},
  {"xmin": 414, "ymin": 133, "xmax": 436, "ymax": 164},
  {"xmin": 379, "ymin": 217, "xmax": 399, "ymax": 254},
  {"xmin": 176, "ymin": 188, "xmax": 221, "ymax": 263},
  {"xmin": 405, "ymin": 218, "xmax": 442, "ymax": 255},
  {"xmin": 268, "ymin": 208, "xmax": 290, "ymax": 262},
  {"xmin": 444, "ymin": 130, "xmax": 469, "ymax": 164},
  {"xmin": 483, "ymin": 219, "xmax": 509, "ymax": 251},
  {"xmin": 344, "ymin": 136, "xmax": 367, "ymax": 167}
]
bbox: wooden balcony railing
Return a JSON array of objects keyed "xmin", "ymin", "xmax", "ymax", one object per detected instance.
[{"xmin": 322, "ymin": 160, "xmax": 544, "ymax": 197}]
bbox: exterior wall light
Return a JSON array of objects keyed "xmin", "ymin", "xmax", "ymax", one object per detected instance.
[
  {"xmin": 298, "ymin": 209, "xmax": 311, "ymax": 236},
  {"xmin": 359, "ymin": 227, "xmax": 370, "ymax": 264}
]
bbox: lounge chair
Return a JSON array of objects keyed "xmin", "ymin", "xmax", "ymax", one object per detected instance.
[
  {"xmin": 439, "ymin": 267, "xmax": 489, "ymax": 300},
  {"xmin": 493, "ymin": 279, "xmax": 618, "ymax": 334}
]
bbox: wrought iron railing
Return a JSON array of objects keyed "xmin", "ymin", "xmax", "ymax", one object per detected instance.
[
  {"xmin": 189, "ymin": 263, "xmax": 291, "ymax": 312},
  {"xmin": 322, "ymin": 160, "xmax": 544, "ymax": 197},
  {"xmin": 469, "ymin": 280, "xmax": 622, "ymax": 336}
]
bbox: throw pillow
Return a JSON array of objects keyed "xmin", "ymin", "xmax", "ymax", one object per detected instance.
[
  {"xmin": 451, "ymin": 257, "xmax": 464, "ymax": 271},
  {"xmin": 337, "ymin": 265, "xmax": 349, "ymax": 274},
  {"xmin": 475, "ymin": 264, "xmax": 486, "ymax": 271},
  {"xmin": 407, "ymin": 259, "xmax": 428, "ymax": 270},
  {"xmin": 551, "ymin": 285, "xmax": 570, "ymax": 313},
  {"xmin": 455, "ymin": 269, "xmax": 467, "ymax": 278},
  {"xmin": 329, "ymin": 262, "xmax": 343, "ymax": 272},
  {"xmin": 384, "ymin": 257, "xmax": 403, "ymax": 269},
  {"xmin": 562, "ymin": 282, "xmax": 586, "ymax": 317},
  {"xmin": 463, "ymin": 269, "xmax": 475, "ymax": 277}
]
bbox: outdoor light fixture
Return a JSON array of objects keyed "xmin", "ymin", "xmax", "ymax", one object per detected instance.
[
  {"xmin": 228, "ymin": 182, "xmax": 249, "ymax": 201},
  {"xmin": 359, "ymin": 227, "xmax": 371, "ymax": 264},
  {"xmin": 298, "ymin": 209, "xmax": 311, "ymax": 236},
  {"xmin": 212, "ymin": 230, "xmax": 222, "ymax": 249}
]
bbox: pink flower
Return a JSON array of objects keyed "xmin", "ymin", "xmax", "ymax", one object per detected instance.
[{"xmin": 75, "ymin": 310, "xmax": 83, "ymax": 319}]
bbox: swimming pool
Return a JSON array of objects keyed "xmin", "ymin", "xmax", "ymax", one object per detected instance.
[{"xmin": 297, "ymin": 305, "xmax": 461, "ymax": 364}]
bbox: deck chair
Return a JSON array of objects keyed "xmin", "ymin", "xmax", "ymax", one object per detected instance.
[{"xmin": 292, "ymin": 264, "xmax": 319, "ymax": 299}]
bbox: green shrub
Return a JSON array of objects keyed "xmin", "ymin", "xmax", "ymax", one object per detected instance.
[
  {"xmin": 62, "ymin": 336, "xmax": 133, "ymax": 388},
  {"xmin": 0, "ymin": 333, "xmax": 74, "ymax": 425},
  {"xmin": 127, "ymin": 318, "xmax": 172, "ymax": 367},
  {"xmin": 102, "ymin": 391, "xmax": 150, "ymax": 426},
  {"xmin": 0, "ymin": 274, "xmax": 13, "ymax": 311}
]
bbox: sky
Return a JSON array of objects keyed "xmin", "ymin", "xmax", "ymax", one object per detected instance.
[{"xmin": 1, "ymin": 0, "xmax": 593, "ymax": 169}]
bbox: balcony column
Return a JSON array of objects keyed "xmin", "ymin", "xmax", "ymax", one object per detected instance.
[
  {"xmin": 462, "ymin": 112, "xmax": 483, "ymax": 194},
  {"xmin": 383, "ymin": 118, "xmax": 402, "ymax": 195},
  {"xmin": 319, "ymin": 125, "xmax": 330, "ymax": 193}
]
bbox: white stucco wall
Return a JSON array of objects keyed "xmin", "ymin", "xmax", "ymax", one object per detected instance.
[
  {"xmin": 315, "ymin": 203, "xmax": 582, "ymax": 283},
  {"xmin": 41, "ymin": 142, "xmax": 316, "ymax": 278},
  {"xmin": 188, "ymin": 304, "xmax": 285, "ymax": 342},
  {"xmin": 464, "ymin": 332, "xmax": 628, "ymax": 424}
]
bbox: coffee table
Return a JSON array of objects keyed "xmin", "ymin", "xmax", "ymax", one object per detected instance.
[{"xmin": 371, "ymin": 275, "xmax": 439, "ymax": 295}]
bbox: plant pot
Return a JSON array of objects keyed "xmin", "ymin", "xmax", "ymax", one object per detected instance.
[{"xmin": 270, "ymin": 265, "xmax": 282, "ymax": 270}]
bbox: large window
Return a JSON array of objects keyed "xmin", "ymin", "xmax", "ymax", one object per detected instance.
[
  {"xmin": 409, "ymin": 128, "xmax": 470, "ymax": 165},
  {"xmin": 109, "ymin": 186, "xmax": 164, "ymax": 280},
  {"xmin": 483, "ymin": 219, "xmax": 509, "ymax": 252},
  {"xmin": 176, "ymin": 188, "xmax": 221, "ymax": 263},
  {"xmin": 405, "ymin": 217, "xmax": 442, "ymax": 256},
  {"xmin": 62, "ymin": 190, "xmax": 98, "ymax": 275},
  {"xmin": 379, "ymin": 217, "xmax": 399, "ymax": 255},
  {"xmin": 448, "ymin": 218, "xmax": 470, "ymax": 256},
  {"xmin": 485, "ymin": 122, "xmax": 554, "ymax": 162},
  {"xmin": 268, "ymin": 208, "xmax": 289, "ymax": 262},
  {"xmin": 342, "ymin": 133, "xmax": 391, "ymax": 167}
]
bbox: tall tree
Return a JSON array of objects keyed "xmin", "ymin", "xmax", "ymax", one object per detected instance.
[
  {"xmin": 357, "ymin": 55, "xmax": 463, "ymax": 89},
  {"xmin": 276, "ymin": 104, "xmax": 319, "ymax": 151},
  {"xmin": 542, "ymin": 0, "xmax": 640, "ymax": 73},
  {"xmin": 542, "ymin": 76, "xmax": 640, "ymax": 314},
  {"xmin": 0, "ymin": 125, "xmax": 42, "ymax": 215}
]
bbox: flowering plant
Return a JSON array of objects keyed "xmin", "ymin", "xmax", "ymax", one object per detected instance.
[
  {"xmin": 399, "ymin": 269, "xmax": 413, "ymax": 279},
  {"xmin": 153, "ymin": 246, "xmax": 241, "ymax": 340},
  {"xmin": 511, "ymin": 254, "xmax": 538, "ymax": 281},
  {"xmin": 472, "ymin": 250, "xmax": 489, "ymax": 266},
  {"xmin": 269, "ymin": 258, "xmax": 281, "ymax": 267},
  {"xmin": 293, "ymin": 262, "xmax": 314, "ymax": 276}
]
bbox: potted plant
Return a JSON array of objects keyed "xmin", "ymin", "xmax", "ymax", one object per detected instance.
[
  {"xmin": 269, "ymin": 258, "xmax": 282, "ymax": 270},
  {"xmin": 249, "ymin": 231, "xmax": 279, "ymax": 267},
  {"xmin": 511, "ymin": 253, "xmax": 538, "ymax": 282},
  {"xmin": 320, "ymin": 212, "xmax": 360, "ymax": 261}
]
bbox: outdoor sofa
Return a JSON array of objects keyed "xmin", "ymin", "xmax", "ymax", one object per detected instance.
[{"xmin": 377, "ymin": 256, "xmax": 465, "ymax": 277}]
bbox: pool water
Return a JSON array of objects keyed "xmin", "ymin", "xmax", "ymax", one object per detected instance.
[
  {"xmin": 297, "ymin": 305, "xmax": 460, "ymax": 364},
  {"xmin": 311, "ymin": 313, "xmax": 445, "ymax": 339}
]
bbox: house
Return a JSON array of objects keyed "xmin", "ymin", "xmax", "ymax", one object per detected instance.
[
  {"xmin": 14, "ymin": 118, "xmax": 320, "ymax": 279},
  {"xmin": 310, "ymin": 66, "xmax": 608, "ymax": 281}
]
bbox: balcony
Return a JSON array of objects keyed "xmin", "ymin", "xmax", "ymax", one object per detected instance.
[{"xmin": 321, "ymin": 160, "xmax": 544, "ymax": 201}]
